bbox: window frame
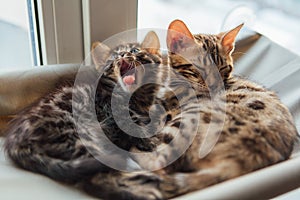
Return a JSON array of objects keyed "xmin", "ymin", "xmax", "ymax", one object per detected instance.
[{"xmin": 34, "ymin": 0, "xmax": 137, "ymax": 66}]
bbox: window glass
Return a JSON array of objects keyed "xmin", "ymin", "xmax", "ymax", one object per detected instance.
[{"xmin": 0, "ymin": 0, "xmax": 33, "ymax": 72}]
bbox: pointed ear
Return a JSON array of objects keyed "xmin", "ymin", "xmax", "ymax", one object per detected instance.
[
  {"xmin": 221, "ymin": 23, "xmax": 244, "ymax": 55},
  {"xmin": 91, "ymin": 41, "xmax": 111, "ymax": 70},
  {"xmin": 167, "ymin": 19, "xmax": 194, "ymax": 53},
  {"xmin": 141, "ymin": 31, "xmax": 160, "ymax": 54}
]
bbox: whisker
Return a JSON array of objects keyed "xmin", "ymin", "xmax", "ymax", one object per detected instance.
[
  {"xmin": 134, "ymin": 60, "xmax": 146, "ymax": 74},
  {"xmin": 232, "ymin": 51, "xmax": 247, "ymax": 56}
]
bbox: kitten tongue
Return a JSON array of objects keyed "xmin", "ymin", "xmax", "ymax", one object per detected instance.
[{"xmin": 123, "ymin": 75, "xmax": 135, "ymax": 85}]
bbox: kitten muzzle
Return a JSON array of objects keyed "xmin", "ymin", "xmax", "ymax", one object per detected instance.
[
  {"xmin": 120, "ymin": 59, "xmax": 136, "ymax": 85},
  {"xmin": 118, "ymin": 58, "xmax": 145, "ymax": 92}
]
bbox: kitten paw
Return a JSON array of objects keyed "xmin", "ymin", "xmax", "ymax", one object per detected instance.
[
  {"xmin": 119, "ymin": 172, "xmax": 164, "ymax": 200},
  {"xmin": 131, "ymin": 147, "xmax": 168, "ymax": 171},
  {"xmin": 84, "ymin": 172, "xmax": 164, "ymax": 200},
  {"xmin": 136, "ymin": 138, "xmax": 160, "ymax": 151}
]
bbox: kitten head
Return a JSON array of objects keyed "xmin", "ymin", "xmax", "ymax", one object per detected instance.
[
  {"xmin": 167, "ymin": 19, "xmax": 243, "ymax": 80},
  {"xmin": 91, "ymin": 31, "xmax": 161, "ymax": 93}
]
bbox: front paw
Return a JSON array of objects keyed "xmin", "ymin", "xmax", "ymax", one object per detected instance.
[
  {"xmin": 136, "ymin": 138, "xmax": 159, "ymax": 151},
  {"xmin": 84, "ymin": 172, "xmax": 164, "ymax": 200},
  {"xmin": 119, "ymin": 172, "xmax": 164, "ymax": 200},
  {"xmin": 131, "ymin": 147, "xmax": 168, "ymax": 171}
]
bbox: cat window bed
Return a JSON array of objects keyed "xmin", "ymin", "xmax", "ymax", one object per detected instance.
[{"xmin": 0, "ymin": 30, "xmax": 300, "ymax": 199}]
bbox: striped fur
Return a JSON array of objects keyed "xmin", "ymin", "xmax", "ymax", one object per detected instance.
[
  {"xmin": 104, "ymin": 20, "xmax": 298, "ymax": 200},
  {"xmin": 4, "ymin": 32, "xmax": 167, "ymax": 200}
]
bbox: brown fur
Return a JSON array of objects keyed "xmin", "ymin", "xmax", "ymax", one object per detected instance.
[
  {"xmin": 108, "ymin": 20, "xmax": 298, "ymax": 199},
  {"xmin": 4, "ymin": 32, "xmax": 166, "ymax": 200},
  {"xmin": 156, "ymin": 20, "xmax": 298, "ymax": 198},
  {"xmin": 3, "ymin": 20, "xmax": 298, "ymax": 200}
]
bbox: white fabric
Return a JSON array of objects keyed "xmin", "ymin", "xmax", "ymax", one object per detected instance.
[{"xmin": 0, "ymin": 139, "xmax": 95, "ymax": 200}]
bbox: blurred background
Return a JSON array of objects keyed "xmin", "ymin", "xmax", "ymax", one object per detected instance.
[
  {"xmin": 0, "ymin": 0, "xmax": 32, "ymax": 71},
  {"xmin": 139, "ymin": 0, "xmax": 300, "ymax": 56},
  {"xmin": 1, "ymin": 0, "xmax": 300, "ymax": 70}
]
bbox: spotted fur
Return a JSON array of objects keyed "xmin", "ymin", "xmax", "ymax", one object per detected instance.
[
  {"xmin": 4, "ymin": 21, "xmax": 299, "ymax": 200},
  {"xmin": 4, "ymin": 32, "xmax": 168, "ymax": 200},
  {"xmin": 153, "ymin": 20, "xmax": 298, "ymax": 198},
  {"xmin": 108, "ymin": 20, "xmax": 298, "ymax": 199}
]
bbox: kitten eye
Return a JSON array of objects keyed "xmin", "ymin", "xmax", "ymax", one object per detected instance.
[
  {"xmin": 130, "ymin": 48, "xmax": 140, "ymax": 54},
  {"xmin": 111, "ymin": 52, "xmax": 118, "ymax": 59}
]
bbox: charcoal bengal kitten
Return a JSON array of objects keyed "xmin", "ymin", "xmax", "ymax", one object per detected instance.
[
  {"xmin": 4, "ymin": 31, "xmax": 165, "ymax": 186},
  {"xmin": 92, "ymin": 20, "xmax": 298, "ymax": 199}
]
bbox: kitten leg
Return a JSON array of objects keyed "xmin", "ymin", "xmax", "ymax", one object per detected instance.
[
  {"xmin": 80, "ymin": 171, "xmax": 164, "ymax": 200},
  {"xmin": 144, "ymin": 107, "xmax": 200, "ymax": 170},
  {"xmin": 130, "ymin": 144, "xmax": 169, "ymax": 171},
  {"xmin": 159, "ymin": 162, "xmax": 241, "ymax": 198},
  {"xmin": 130, "ymin": 107, "xmax": 199, "ymax": 171}
]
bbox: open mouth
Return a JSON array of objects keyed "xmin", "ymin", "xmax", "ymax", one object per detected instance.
[
  {"xmin": 120, "ymin": 59, "xmax": 136, "ymax": 86},
  {"xmin": 117, "ymin": 58, "xmax": 145, "ymax": 92}
]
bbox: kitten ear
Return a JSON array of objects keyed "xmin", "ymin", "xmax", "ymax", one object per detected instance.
[
  {"xmin": 91, "ymin": 41, "xmax": 111, "ymax": 70},
  {"xmin": 220, "ymin": 23, "xmax": 244, "ymax": 55},
  {"xmin": 167, "ymin": 19, "xmax": 194, "ymax": 53},
  {"xmin": 141, "ymin": 31, "xmax": 160, "ymax": 54}
]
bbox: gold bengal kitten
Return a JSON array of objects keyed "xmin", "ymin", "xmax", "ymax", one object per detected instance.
[
  {"xmin": 89, "ymin": 20, "xmax": 298, "ymax": 200},
  {"xmin": 154, "ymin": 20, "xmax": 298, "ymax": 198}
]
